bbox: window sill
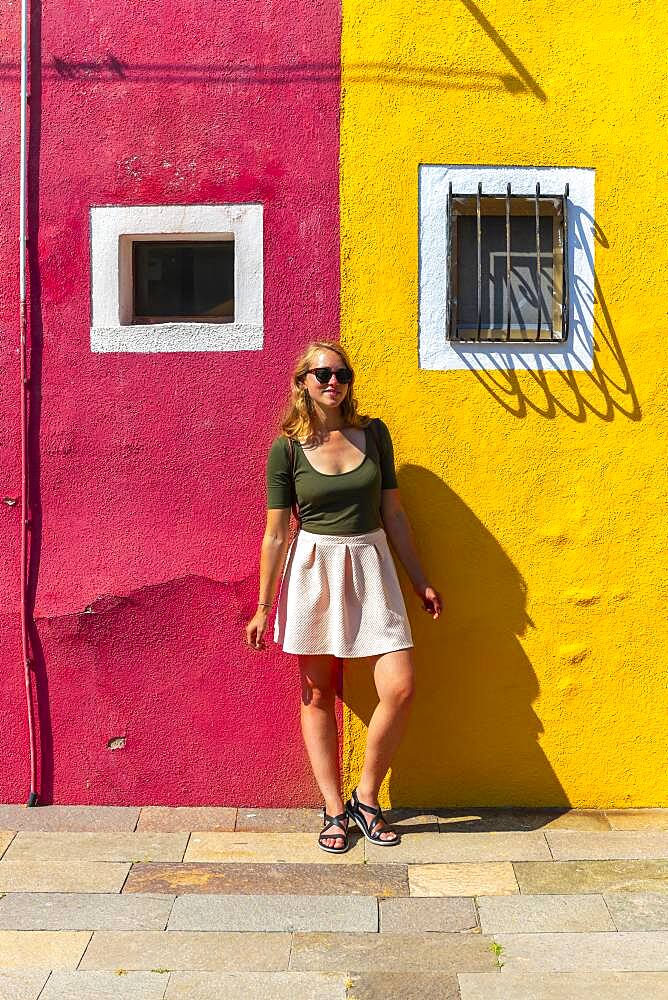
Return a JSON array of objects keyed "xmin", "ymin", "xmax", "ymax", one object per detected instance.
[
  {"xmin": 90, "ymin": 322, "xmax": 263, "ymax": 354},
  {"xmin": 451, "ymin": 330, "xmax": 567, "ymax": 344}
]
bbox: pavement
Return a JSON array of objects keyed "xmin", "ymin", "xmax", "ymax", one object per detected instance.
[{"xmin": 0, "ymin": 804, "xmax": 667, "ymax": 998}]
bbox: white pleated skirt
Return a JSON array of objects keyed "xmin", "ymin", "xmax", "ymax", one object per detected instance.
[{"xmin": 273, "ymin": 526, "xmax": 414, "ymax": 658}]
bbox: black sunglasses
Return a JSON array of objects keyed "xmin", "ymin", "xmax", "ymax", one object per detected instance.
[{"xmin": 306, "ymin": 367, "xmax": 353, "ymax": 385}]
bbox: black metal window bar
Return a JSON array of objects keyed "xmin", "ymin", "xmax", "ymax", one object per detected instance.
[{"xmin": 446, "ymin": 181, "xmax": 569, "ymax": 343}]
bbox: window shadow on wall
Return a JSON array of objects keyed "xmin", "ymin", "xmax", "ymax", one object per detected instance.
[
  {"xmin": 458, "ymin": 211, "xmax": 640, "ymax": 423},
  {"xmin": 342, "ymin": 464, "xmax": 571, "ymax": 810}
]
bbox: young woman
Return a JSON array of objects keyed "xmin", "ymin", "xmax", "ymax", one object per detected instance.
[{"xmin": 245, "ymin": 341, "xmax": 442, "ymax": 853}]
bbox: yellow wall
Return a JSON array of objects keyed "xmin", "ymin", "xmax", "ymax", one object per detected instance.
[{"xmin": 340, "ymin": 0, "xmax": 668, "ymax": 807}]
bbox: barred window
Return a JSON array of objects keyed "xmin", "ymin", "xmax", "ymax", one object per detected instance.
[{"xmin": 447, "ymin": 182, "xmax": 569, "ymax": 343}]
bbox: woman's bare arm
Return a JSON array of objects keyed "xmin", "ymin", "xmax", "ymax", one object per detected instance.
[
  {"xmin": 258, "ymin": 508, "xmax": 291, "ymax": 605},
  {"xmin": 380, "ymin": 488, "xmax": 442, "ymax": 619},
  {"xmin": 246, "ymin": 508, "xmax": 292, "ymax": 650}
]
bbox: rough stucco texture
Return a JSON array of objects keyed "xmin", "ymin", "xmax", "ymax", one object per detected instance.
[
  {"xmin": 0, "ymin": 0, "xmax": 341, "ymax": 803},
  {"xmin": 1, "ymin": 1, "xmax": 666, "ymax": 810},
  {"xmin": 340, "ymin": 0, "xmax": 668, "ymax": 807}
]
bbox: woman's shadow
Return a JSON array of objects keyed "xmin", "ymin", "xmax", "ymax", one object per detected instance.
[{"xmin": 342, "ymin": 463, "xmax": 571, "ymax": 822}]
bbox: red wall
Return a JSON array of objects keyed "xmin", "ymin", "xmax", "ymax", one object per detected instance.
[{"xmin": 0, "ymin": 1, "xmax": 341, "ymax": 803}]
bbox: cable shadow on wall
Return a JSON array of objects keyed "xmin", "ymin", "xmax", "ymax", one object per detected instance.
[
  {"xmin": 459, "ymin": 0, "xmax": 547, "ymax": 103},
  {"xmin": 342, "ymin": 465, "xmax": 571, "ymax": 812},
  {"xmin": 0, "ymin": 0, "xmax": 547, "ymax": 99},
  {"xmin": 0, "ymin": 0, "xmax": 547, "ymax": 97},
  {"xmin": 0, "ymin": 55, "xmax": 539, "ymax": 100}
]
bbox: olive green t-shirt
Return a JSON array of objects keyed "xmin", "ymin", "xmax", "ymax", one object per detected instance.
[{"xmin": 266, "ymin": 418, "xmax": 398, "ymax": 535}]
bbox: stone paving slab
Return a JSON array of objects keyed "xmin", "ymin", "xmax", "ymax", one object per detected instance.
[
  {"xmin": 458, "ymin": 971, "xmax": 668, "ymax": 999},
  {"xmin": 0, "ymin": 930, "xmax": 91, "ymax": 969},
  {"xmin": 546, "ymin": 831, "xmax": 668, "ymax": 861},
  {"xmin": 0, "ymin": 971, "xmax": 50, "ymax": 1000},
  {"xmin": 124, "ymin": 862, "xmax": 408, "ymax": 896},
  {"xmin": 0, "ymin": 834, "xmax": 13, "ymax": 860},
  {"xmin": 235, "ymin": 809, "xmax": 326, "ymax": 832},
  {"xmin": 493, "ymin": 931, "xmax": 668, "ymax": 972},
  {"xmin": 379, "ymin": 896, "xmax": 478, "ymax": 932},
  {"xmin": 0, "ymin": 861, "xmax": 130, "ymax": 893},
  {"xmin": 0, "ymin": 806, "xmax": 140, "ymax": 832},
  {"xmin": 137, "ymin": 808, "xmax": 237, "ymax": 832},
  {"xmin": 378, "ymin": 809, "xmax": 442, "ymax": 831},
  {"xmin": 39, "ymin": 971, "xmax": 169, "ymax": 999},
  {"xmin": 409, "ymin": 863, "xmax": 519, "ymax": 897},
  {"xmin": 234, "ymin": 809, "xmax": 440, "ymax": 833},
  {"xmin": 366, "ymin": 832, "xmax": 550, "ymax": 864},
  {"xmin": 345, "ymin": 971, "xmax": 461, "ymax": 999},
  {"xmin": 184, "ymin": 832, "xmax": 364, "ymax": 864},
  {"xmin": 79, "ymin": 930, "xmax": 291, "ymax": 971},
  {"xmin": 289, "ymin": 931, "xmax": 498, "ymax": 972},
  {"xmin": 606, "ymin": 810, "xmax": 668, "ymax": 831},
  {"xmin": 168, "ymin": 893, "xmax": 378, "ymax": 931},
  {"xmin": 436, "ymin": 810, "xmax": 610, "ymax": 832},
  {"xmin": 603, "ymin": 892, "xmax": 668, "ymax": 930},
  {"xmin": 0, "ymin": 892, "xmax": 174, "ymax": 930},
  {"xmin": 477, "ymin": 893, "xmax": 615, "ymax": 933},
  {"xmin": 165, "ymin": 971, "xmax": 347, "ymax": 999},
  {"xmin": 4, "ymin": 832, "xmax": 188, "ymax": 863},
  {"xmin": 514, "ymin": 860, "xmax": 668, "ymax": 895}
]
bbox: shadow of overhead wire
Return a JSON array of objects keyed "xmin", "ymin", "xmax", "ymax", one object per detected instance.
[
  {"xmin": 459, "ymin": 0, "xmax": 548, "ymax": 103},
  {"xmin": 0, "ymin": 2, "xmax": 547, "ymax": 100},
  {"xmin": 0, "ymin": 55, "xmax": 529, "ymax": 95}
]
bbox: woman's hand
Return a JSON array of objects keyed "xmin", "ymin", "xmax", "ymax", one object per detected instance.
[
  {"xmin": 245, "ymin": 608, "xmax": 269, "ymax": 650},
  {"xmin": 414, "ymin": 583, "xmax": 442, "ymax": 619}
]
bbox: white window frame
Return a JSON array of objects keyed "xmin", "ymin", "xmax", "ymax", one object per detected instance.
[
  {"xmin": 90, "ymin": 204, "xmax": 263, "ymax": 353},
  {"xmin": 418, "ymin": 165, "xmax": 595, "ymax": 371}
]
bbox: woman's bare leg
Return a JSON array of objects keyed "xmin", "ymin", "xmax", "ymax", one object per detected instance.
[
  {"xmin": 298, "ymin": 653, "xmax": 345, "ymax": 848},
  {"xmin": 355, "ymin": 647, "xmax": 416, "ymax": 840}
]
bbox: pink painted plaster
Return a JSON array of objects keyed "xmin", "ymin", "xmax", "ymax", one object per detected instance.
[{"xmin": 0, "ymin": 0, "xmax": 341, "ymax": 803}]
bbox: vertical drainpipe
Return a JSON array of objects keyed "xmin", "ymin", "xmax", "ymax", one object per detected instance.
[{"xmin": 19, "ymin": 0, "xmax": 38, "ymax": 806}]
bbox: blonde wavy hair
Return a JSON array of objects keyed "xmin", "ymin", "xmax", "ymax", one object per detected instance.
[{"xmin": 277, "ymin": 340, "xmax": 372, "ymax": 442}]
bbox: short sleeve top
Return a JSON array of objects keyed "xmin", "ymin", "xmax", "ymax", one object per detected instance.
[{"xmin": 266, "ymin": 418, "xmax": 398, "ymax": 536}]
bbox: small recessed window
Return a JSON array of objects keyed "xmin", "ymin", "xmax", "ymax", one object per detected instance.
[
  {"xmin": 132, "ymin": 240, "xmax": 234, "ymax": 324},
  {"xmin": 90, "ymin": 204, "xmax": 263, "ymax": 353},
  {"xmin": 447, "ymin": 183, "xmax": 568, "ymax": 343}
]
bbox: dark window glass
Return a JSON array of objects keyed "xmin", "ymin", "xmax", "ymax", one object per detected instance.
[
  {"xmin": 457, "ymin": 214, "xmax": 554, "ymax": 333},
  {"xmin": 133, "ymin": 241, "xmax": 234, "ymax": 322}
]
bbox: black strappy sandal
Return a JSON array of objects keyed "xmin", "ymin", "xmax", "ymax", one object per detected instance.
[
  {"xmin": 345, "ymin": 787, "xmax": 400, "ymax": 846},
  {"xmin": 318, "ymin": 808, "xmax": 350, "ymax": 854}
]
